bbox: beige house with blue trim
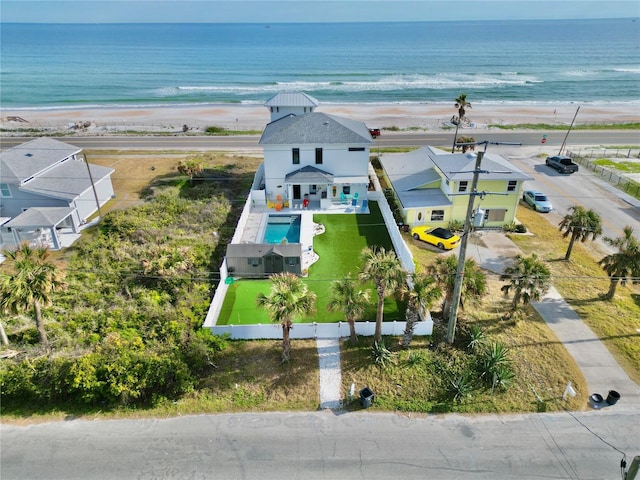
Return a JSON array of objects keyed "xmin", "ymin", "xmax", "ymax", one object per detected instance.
[{"xmin": 379, "ymin": 146, "xmax": 532, "ymax": 229}]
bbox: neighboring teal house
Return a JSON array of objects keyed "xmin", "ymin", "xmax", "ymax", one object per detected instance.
[{"xmin": 379, "ymin": 146, "xmax": 532, "ymax": 228}]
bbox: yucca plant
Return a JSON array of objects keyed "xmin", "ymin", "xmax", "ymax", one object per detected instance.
[
  {"xmin": 449, "ymin": 372, "xmax": 475, "ymax": 402},
  {"xmin": 371, "ymin": 339, "xmax": 394, "ymax": 367},
  {"xmin": 467, "ymin": 325, "xmax": 486, "ymax": 352}
]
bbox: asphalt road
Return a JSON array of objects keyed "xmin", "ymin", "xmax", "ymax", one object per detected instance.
[
  {"xmin": 493, "ymin": 146, "xmax": 640, "ymax": 255},
  {"xmin": 2, "ymin": 410, "xmax": 638, "ymax": 480},
  {"xmin": 1, "ymin": 130, "xmax": 639, "ymax": 150}
]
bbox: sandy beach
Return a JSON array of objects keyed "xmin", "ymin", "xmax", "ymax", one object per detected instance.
[{"xmin": 1, "ymin": 102, "xmax": 638, "ymax": 135}]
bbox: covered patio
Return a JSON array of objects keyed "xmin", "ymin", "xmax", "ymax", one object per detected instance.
[{"xmin": 1, "ymin": 207, "xmax": 81, "ymax": 250}]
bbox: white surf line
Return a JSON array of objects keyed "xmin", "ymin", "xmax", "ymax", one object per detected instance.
[{"xmin": 316, "ymin": 338, "xmax": 342, "ymax": 410}]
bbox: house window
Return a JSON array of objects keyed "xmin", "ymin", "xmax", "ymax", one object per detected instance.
[
  {"xmin": 248, "ymin": 257, "xmax": 262, "ymax": 267},
  {"xmin": 342, "ymin": 185, "xmax": 351, "ymax": 195},
  {"xmin": 417, "ymin": 212, "xmax": 422, "ymax": 221},
  {"xmin": 310, "ymin": 185, "xmax": 317, "ymax": 194},
  {"xmin": 315, "ymin": 148, "xmax": 323, "ymax": 164},
  {"xmin": 285, "ymin": 257, "xmax": 300, "ymax": 266},
  {"xmin": 349, "ymin": 147, "xmax": 365, "ymax": 152},
  {"xmin": 485, "ymin": 209, "xmax": 506, "ymax": 222},
  {"xmin": 0, "ymin": 183, "xmax": 11, "ymax": 197},
  {"xmin": 458, "ymin": 181, "xmax": 468, "ymax": 193},
  {"xmin": 292, "ymin": 148, "xmax": 300, "ymax": 164},
  {"xmin": 507, "ymin": 180, "xmax": 517, "ymax": 192},
  {"xmin": 431, "ymin": 210, "xmax": 445, "ymax": 221}
]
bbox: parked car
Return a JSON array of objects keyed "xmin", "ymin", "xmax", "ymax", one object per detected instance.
[
  {"xmin": 411, "ymin": 226, "xmax": 461, "ymax": 250},
  {"xmin": 368, "ymin": 128, "xmax": 381, "ymax": 138},
  {"xmin": 522, "ymin": 190, "xmax": 553, "ymax": 213},
  {"xmin": 545, "ymin": 155, "xmax": 579, "ymax": 174}
]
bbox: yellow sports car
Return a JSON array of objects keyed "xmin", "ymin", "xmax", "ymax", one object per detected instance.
[{"xmin": 411, "ymin": 226, "xmax": 461, "ymax": 250}]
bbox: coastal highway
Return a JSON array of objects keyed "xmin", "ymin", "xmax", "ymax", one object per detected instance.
[{"xmin": 1, "ymin": 130, "xmax": 639, "ymax": 150}]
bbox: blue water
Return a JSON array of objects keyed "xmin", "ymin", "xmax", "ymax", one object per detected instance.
[
  {"xmin": 1, "ymin": 19, "xmax": 639, "ymax": 108},
  {"xmin": 263, "ymin": 215, "xmax": 301, "ymax": 244}
]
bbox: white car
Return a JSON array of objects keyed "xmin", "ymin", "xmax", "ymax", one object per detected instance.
[{"xmin": 522, "ymin": 190, "xmax": 553, "ymax": 213}]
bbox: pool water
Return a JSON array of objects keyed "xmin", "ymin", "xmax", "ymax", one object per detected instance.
[{"xmin": 263, "ymin": 215, "xmax": 301, "ymax": 244}]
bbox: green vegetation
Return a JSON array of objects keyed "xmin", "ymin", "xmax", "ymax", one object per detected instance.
[
  {"xmin": 0, "ymin": 153, "xmax": 259, "ymax": 416},
  {"xmin": 2, "ymin": 148, "xmax": 633, "ymax": 420},
  {"xmin": 257, "ymin": 273, "xmax": 317, "ymax": 362},
  {"xmin": 205, "ymin": 126, "xmax": 262, "ymax": 135},
  {"xmin": 508, "ymin": 207, "xmax": 640, "ymax": 384},
  {"xmin": 593, "ymin": 159, "xmax": 640, "ymax": 173},
  {"xmin": 218, "ymin": 201, "xmax": 404, "ymax": 325}
]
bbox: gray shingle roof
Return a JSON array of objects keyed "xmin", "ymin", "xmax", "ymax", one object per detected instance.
[
  {"xmin": 20, "ymin": 159, "xmax": 114, "ymax": 200},
  {"xmin": 259, "ymin": 112, "xmax": 373, "ymax": 145},
  {"xmin": 285, "ymin": 165, "xmax": 334, "ymax": 184},
  {"xmin": 3, "ymin": 207, "xmax": 75, "ymax": 228},
  {"xmin": 1, "ymin": 137, "xmax": 82, "ymax": 184},
  {"xmin": 264, "ymin": 92, "xmax": 319, "ymax": 108},
  {"xmin": 431, "ymin": 151, "xmax": 532, "ymax": 182}
]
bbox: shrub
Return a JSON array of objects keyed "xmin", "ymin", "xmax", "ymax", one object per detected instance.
[
  {"xmin": 205, "ymin": 126, "xmax": 227, "ymax": 135},
  {"xmin": 448, "ymin": 219, "xmax": 465, "ymax": 233},
  {"xmin": 371, "ymin": 339, "xmax": 394, "ymax": 367}
]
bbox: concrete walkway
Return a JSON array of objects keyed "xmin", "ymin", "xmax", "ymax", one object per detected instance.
[
  {"xmin": 467, "ymin": 231, "xmax": 640, "ymax": 410},
  {"xmin": 316, "ymin": 338, "xmax": 342, "ymax": 410}
]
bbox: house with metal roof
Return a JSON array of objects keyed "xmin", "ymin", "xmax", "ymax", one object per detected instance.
[
  {"xmin": 379, "ymin": 145, "xmax": 533, "ymax": 229},
  {"xmin": 0, "ymin": 137, "xmax": 114, "ymax": 250}
]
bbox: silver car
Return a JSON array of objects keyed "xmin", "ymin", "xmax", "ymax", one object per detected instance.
[{"xmin": 523, "ymin": 190, "xmax": 553, "ymax": 213}]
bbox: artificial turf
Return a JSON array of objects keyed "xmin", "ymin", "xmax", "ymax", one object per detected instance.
[{"xmin": 217, "ymin": 201, "xmax": 406, "ymax": 325}]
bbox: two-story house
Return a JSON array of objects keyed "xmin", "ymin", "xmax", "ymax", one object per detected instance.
[
  {"xmin": 379, "ymin": 145, "xmax": 532, "ymax": 228},
  {"xmin": 257, "ymin": 92, "xmax": 373, "ymax": 210},
  {"xmin": 223, "ymin": 92, "xmax": 374, "ymax": 278},
  {"xmin": 0, "ymin": 137, "xmax": 114, "ymax": 250}
]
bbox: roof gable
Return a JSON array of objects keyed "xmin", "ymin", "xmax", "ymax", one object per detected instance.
[{"xmin": 259, "ymin": 112, "xmax": 373, "ymax": 145}]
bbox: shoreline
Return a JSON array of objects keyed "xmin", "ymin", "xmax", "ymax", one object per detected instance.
[{"xmin": 2, "ymin": 102, "xmax": 638, "ymax": 134}]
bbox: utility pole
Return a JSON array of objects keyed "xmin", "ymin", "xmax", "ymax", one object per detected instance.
[
  {"xmin": 558, "ymin": 106, "xmax": 580, "ymax": 156},
  {"xmin": 446, "ymin": 141, "xmax": 520, "ymax": 344},
  {"xmin": 446, "ymin": 150, "xmax": 483, "ymax": 343},
  {"xmin": 83, "ymin": 153, "xmax": 102, "ymax": 220}
]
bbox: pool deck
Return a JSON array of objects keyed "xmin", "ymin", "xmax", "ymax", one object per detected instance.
[{"xmin": 238, "ymin": 201, "xmax": 369, "ymax": 271}]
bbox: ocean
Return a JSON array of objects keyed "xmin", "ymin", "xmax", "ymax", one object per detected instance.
[{"xmin": 1, "ymin": 18, "xmax": 638, "ymax": 109}]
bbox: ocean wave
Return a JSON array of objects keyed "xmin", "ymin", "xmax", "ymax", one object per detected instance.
[{"xmin": 166, "ymin": 73, "xmax": 543, "ymax": 97}]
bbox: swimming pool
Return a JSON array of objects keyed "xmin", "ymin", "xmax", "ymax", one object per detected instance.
[{"xmin": 262, "ymin": 215, "xmax": 301, "ymax": 244}]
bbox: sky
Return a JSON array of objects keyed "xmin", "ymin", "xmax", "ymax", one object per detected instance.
[{"xmin": 1, "ymin": 0, "xmax": 639, "ymax": 23}]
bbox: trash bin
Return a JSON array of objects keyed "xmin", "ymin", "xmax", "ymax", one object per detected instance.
[
  {"xmin": 352, "ymin": 197, "xmax": 357, "ymax": 206},
  {"xmin": 359, "ymin": 387, "xmax": 375, "ymax": 408},
  {"xmin": 403, "ymin": 224, "xmax": 410, "ymax": 232},
  {"xmin": 606, "ymin": 390, "xmax": 620, "ymax": 405}
]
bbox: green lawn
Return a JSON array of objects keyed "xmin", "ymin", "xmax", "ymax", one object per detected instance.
[{"xmin": 217, "ymin": 201, "xmax": 406, "ymax": 325}]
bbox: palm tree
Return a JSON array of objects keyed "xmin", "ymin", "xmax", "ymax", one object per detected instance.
[
  {"xmin": 500, "ymin": 254, "xmax": 551, "ymax": 310},
  {"xmin": 599, "ymin": 226, "xmax": 640, "ymax": 300},
  {"xmin": 451, "ymin": 93, "xmax": 472, "ymax": 153},
  {"xmin": 455, "ymin": 136, "xmax": 476, "ymax": 153},
  {"xmin": 177, "ymin": 157, "xmax": 204, "ymax": 186},
  {"xmin": 0, "ymin": 243, "xmax": 66, "ymax": 348},
  {"xmin": 400, "ymin": 273, "xmax": 442, "ymax": 347},
  {"xmin": 427, "ymin": 254, "xmax": 487, "ymax": 318},
  {"xmin": 358, "ymin": 246, "xmax": 406, "ymax": 342},
  {"xmin": 558, "ymin": 205, "xmax": 603, "ymax": 261},
  {"xmin": 256, "ymin": 272, "xmax": 316, "ymax": 362},
  {"xmin": 327, "ymin": 276, "xmax": 370, "ymax": 344}
]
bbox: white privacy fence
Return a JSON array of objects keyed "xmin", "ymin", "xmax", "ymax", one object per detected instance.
[
  {"xmin": 209, "ymin": 320, "xmax": 433, "ymax": 340},
  {"xmin": 203, "ymin": 164, "xmax": 429, "ymax": 337}
]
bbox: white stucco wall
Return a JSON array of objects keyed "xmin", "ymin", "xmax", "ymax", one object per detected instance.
[{"xmin": 263, "ymin": 144, "xmax": 370, "ymax": 202}]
